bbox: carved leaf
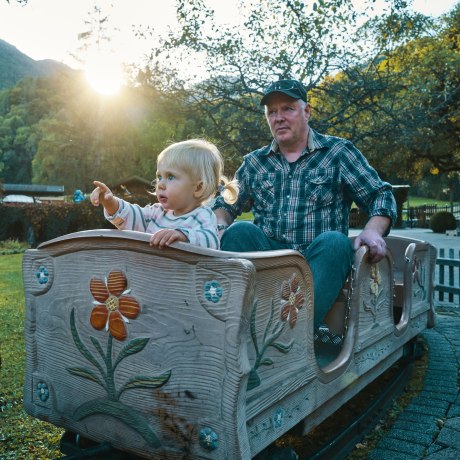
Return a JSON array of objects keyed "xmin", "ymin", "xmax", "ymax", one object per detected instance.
[
  {"xmin": 117, "ymin": 371, "xmax": 172, "ymax": 398},
  {"xmin": 67, "ymin": 367, "xmax": 105, "ymax": 388},
  {"xmin": 113, "ymin": 337, "xmax": 150, "ymax": 369},
  {"xmin": 90, "ymin": 336, "xmax": 105, "ymax": 360},
  {"xmin": 247, "ymin": 369, "xmax": 261, "ymax": 390},
  {"xmin": 70, "ymin": 309, "xmax": 103, "ymax": 372},
  {"xmin": 250, "ymin": 300, "xmax": 259, "ymax": 355},
  {"xmin": 270, "ymin": 341, "xmax": 294, "ymax": 354}
]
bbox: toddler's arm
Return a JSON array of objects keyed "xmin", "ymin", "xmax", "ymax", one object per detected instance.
[{"xmin": 90, "ymin": 181, "xmax": 119, "ymax": 216}]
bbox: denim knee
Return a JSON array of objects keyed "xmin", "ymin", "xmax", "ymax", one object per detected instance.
[
  {"xmin": 305, "ymin": 231, "xmax": 354, "ymax": 327},
  {"xmin": 220, "ymin": 221, "xmax": 271, "ymax": 252},
  {"xmin": 306, "ymin": 231, "xmax": 353, "ymax": 263}
]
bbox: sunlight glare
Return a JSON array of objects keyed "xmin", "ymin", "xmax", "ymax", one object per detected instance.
[{"xmin": 85, "ymin": 53, "xmax": 123, "ymax": 95}]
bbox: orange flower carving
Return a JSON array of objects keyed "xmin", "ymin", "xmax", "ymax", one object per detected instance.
[
  {"xmin": 89, "ymin": 270, "xmax": 140, "ymax": 341},
  {"xmin": 280, "ymin": 274, "xmax": 304, "ymax": 328}
]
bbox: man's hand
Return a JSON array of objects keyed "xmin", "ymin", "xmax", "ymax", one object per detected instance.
[
  {"xmin": 354, "ymin": 215, "xmax": 391, "ymax": 263},
  {"xmin": 353, "ymin": 229, "xmax": 387, "ymax": 263},
  {"xmin": 150, "ymin": 229, "xmax": 187, "ymax": 248}
]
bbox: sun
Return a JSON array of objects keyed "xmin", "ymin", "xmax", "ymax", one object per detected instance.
[{"xmin": 85, "ymin": 52, "xmax": 123, "ymax": 95}]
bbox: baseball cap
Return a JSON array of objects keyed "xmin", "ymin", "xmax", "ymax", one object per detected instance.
[{"xmin": 260, "ymin": 79, "xmax": 307, "ymax": 105}]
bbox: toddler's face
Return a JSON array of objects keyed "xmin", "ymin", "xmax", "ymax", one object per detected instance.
[{"xmin": 155, "ymin": 166, "xmax": 201, "ymax": 216}]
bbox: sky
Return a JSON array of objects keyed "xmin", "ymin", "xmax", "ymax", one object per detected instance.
[
  {"xmin": 0, "ymin": 0, "xmax": 458, "ymax": 65},
  {"xmin": 0, "ymin": 0, "xmax": 458, "ymax": 93},
  {"xmin": 0, "ymin": 0, "xmax": 241, "ymax": 67}
]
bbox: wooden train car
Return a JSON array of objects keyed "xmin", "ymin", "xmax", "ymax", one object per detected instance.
[{"xmin": 22, "ymin": 229, "xmax": 436, "ymax": 459}]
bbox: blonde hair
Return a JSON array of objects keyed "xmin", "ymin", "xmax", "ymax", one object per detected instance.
[{"xmin": 156, "ymin": 139, "xmax": 239, "ymax": 205}]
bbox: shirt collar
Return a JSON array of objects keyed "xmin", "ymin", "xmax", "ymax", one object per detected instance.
[{"xmin": 268, "ymin": 127, "xmax": 320, "ymax": 156}]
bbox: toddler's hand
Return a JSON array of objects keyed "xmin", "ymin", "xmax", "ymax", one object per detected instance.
[
  {"xmin": 90, "ymin": 181, "xmax": 113, "ymax": 206},
  {"xmin": 150, "ymin": 229, "xmax": 187, "ymax": 248}
]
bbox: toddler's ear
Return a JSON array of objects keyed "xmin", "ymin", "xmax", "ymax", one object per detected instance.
[{"xmin": 193, "ymin": 181, "xmax": 204, "ymax": 198}]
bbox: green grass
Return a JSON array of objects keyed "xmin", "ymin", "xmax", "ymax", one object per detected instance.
[
  {"xmin": 0, "ymin": 239, "xmax": 29, "ymax": 255},
  {"xmin": 405, "ymin": 196, "xmax": 452, "ymax": 207},
  {"xmin": 237, "ymin": 212, "xmax": 254, "ymax": 220},
  {"xmin": 0, "ymin": 254, "xmax": 63, "ymax": 459}
]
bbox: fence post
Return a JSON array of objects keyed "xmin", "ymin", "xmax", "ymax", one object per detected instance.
[
  {"xmin": 449, "ymin": 248, "xmax": 454, "ymax": 303},
  {"xmin": 439, "ymin": 248, "xmax": 445, "ymax": 302}
]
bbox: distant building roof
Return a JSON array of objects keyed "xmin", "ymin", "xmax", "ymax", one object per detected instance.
[
  {"xmin": 111, "ymin": 176, "xmax": 154, "ymax": 199},
  {"xmin": 2, "ymin": 194, "xmax": 36, "ymax": 203},
  {"xmin": 111, "ymin": 176, "xmax": 152, "ymax": 188},
  {"xmin": 1, "ymin": 183, "xmax": 65, "ymax": 196}
]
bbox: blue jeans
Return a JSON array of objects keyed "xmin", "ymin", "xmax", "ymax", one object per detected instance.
[{"xmin": 220, "ymin": 221, "xmax": 354, "ymax": 328}]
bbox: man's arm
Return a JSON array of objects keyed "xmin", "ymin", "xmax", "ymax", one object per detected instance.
[
  {"xmin": 214, "ymin": 208, "xmax": 235, "ymax": 237},
  {"xmin": 353, "ymin": 216, "xmax": 391, "ymax": 263}
]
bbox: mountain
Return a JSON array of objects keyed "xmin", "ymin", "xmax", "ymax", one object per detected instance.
[{"xmin": 0, "ymin": 39, "xmax": 72, "ymax": 90}]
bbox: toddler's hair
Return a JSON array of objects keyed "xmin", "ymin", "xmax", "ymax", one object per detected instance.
[{"xmin": 157, "ymin": 139, "xmax": 239, "ymax": 205}]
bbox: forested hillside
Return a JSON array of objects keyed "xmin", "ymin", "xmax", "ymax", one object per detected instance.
[{"xmin": 0, "ymin": 39, "xmax": 71, "ymax": 90}]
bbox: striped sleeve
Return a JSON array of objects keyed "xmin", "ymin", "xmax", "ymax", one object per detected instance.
[
  {"xmin": 105, "ymin": 198, "xmax": 159, "ymax": 232},
  {"xmin": 176, "ymin": 207, "xmax": 219, "ymax": 249}
]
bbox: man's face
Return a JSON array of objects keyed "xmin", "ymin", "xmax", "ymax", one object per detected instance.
[{"xmin": 264, "ymin": 93, "xmax": 311, "ymax": 148}]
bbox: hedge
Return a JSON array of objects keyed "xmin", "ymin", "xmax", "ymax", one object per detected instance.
[{"xmin": 0, "ymin": 195, "xmax": 152, "ymax": 247}]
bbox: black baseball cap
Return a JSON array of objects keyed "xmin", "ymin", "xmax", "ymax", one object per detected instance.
[{"xmin": 260, "ymin": 79, "xmax": 307, "ymax": 105}]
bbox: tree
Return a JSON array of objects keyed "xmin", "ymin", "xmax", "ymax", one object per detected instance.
[
  {"xmin": 317, "ymin": 4, "xmax": 460, "ymax": 181},
  {"xmin": 136, "ymin": 0, "xmax": 426, "ymax": 170}
]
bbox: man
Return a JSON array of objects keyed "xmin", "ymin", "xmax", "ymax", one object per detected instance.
[{"xmin": 213, "ymin": 79, "xmax": 397, "ymax": 344}]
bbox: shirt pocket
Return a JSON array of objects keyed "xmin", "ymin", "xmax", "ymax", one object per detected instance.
[
  {"xmin": 304, "ymin": 168, "xmax": 337, "ymax": 205},
  {"xmin": 252, "ymin": 173, "xmax": 276, "ymax": 209}
]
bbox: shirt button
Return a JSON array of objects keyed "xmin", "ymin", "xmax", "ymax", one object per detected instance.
[
  {"xmin": 284, "ymin": 213, "xmax": 287, "ymax": 217},
  {"xmin": 286, "ymin": 195, "xmax": 290, "ymax": 199}
]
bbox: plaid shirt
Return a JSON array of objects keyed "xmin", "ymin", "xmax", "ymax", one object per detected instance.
[{"xmin": 213, "ymin": 128, "xmax": 397, "ymax": 251}]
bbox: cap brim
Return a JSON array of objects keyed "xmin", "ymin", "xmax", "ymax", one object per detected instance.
[{"xmin": 260, "ymin": 89, "xmax": 303, "ymax": 106}]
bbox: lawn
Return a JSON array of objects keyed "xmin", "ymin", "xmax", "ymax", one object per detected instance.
[
  {"xmin": 0, "ymin": 253, "xmax": 63, "ymax": 459},
  {"xmin": 405, "ymin": 196, "xmax": 452, "ymax": 207}
]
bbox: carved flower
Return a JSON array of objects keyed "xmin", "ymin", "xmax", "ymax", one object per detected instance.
[
  {"xmin": 199, "ymin": 427, "xmax": 219, "ymax": 450},
  {"xmin": 370, "ymin": 265, "xmax": 381, "ymax": 299},
  {"xmin": 89, "ymin": 270, "xmax": 141, "ymax": 341},
  {"xmin": 37, "ymin": 382, "xmax": 49, "ymax": 402},
  {"xmin": 204, "ymin": 280, "xmax": 223, "ymax": 303},
  {"xmin": 36, "ymin": 265, "xmax": 49, "ymax": 285},
  {"xmin": 280, "ymin": 274, "xmax": 304, "ymax": 328}
]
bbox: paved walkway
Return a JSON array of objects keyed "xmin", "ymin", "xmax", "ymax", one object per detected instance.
[
  {"xmin": 369, "ymin": 312, "xmax": 460, "ymax": 459},
  {"xmin": 361, "ymin": 228, "xmax": 460, "ymax": 459}
]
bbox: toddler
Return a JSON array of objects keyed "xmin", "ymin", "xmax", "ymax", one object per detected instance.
[{"xmin": 91, "ymin": 139, "xmax": 238, "ymax": 249}]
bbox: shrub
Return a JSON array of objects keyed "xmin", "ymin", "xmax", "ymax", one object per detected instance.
[
  {"xmin": 0, "ymin": 201, "xmax": 109, "ymax": 246},
  {"xmin": 1, "ymin": 195, "xmax": 156, "ymax": 246},
  {"xmin": 429, "ymin": 211, "xmax": 457, "ymax": 233},
  {"xmin": 0, "ymin": 239, "xmax": 29, "ymax": 255}
]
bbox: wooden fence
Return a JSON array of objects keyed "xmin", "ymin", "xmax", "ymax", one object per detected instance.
[
  {"xmin": 350, "ymin": 204, "xmax": 460, "ymax": 229},
  {"xmin": 435, "ymin": 248, "xmax": 460, "ymax": 304},
  {"xmin": 405, "ymin": 204, "xmax": 460, "ymax": 228}
]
